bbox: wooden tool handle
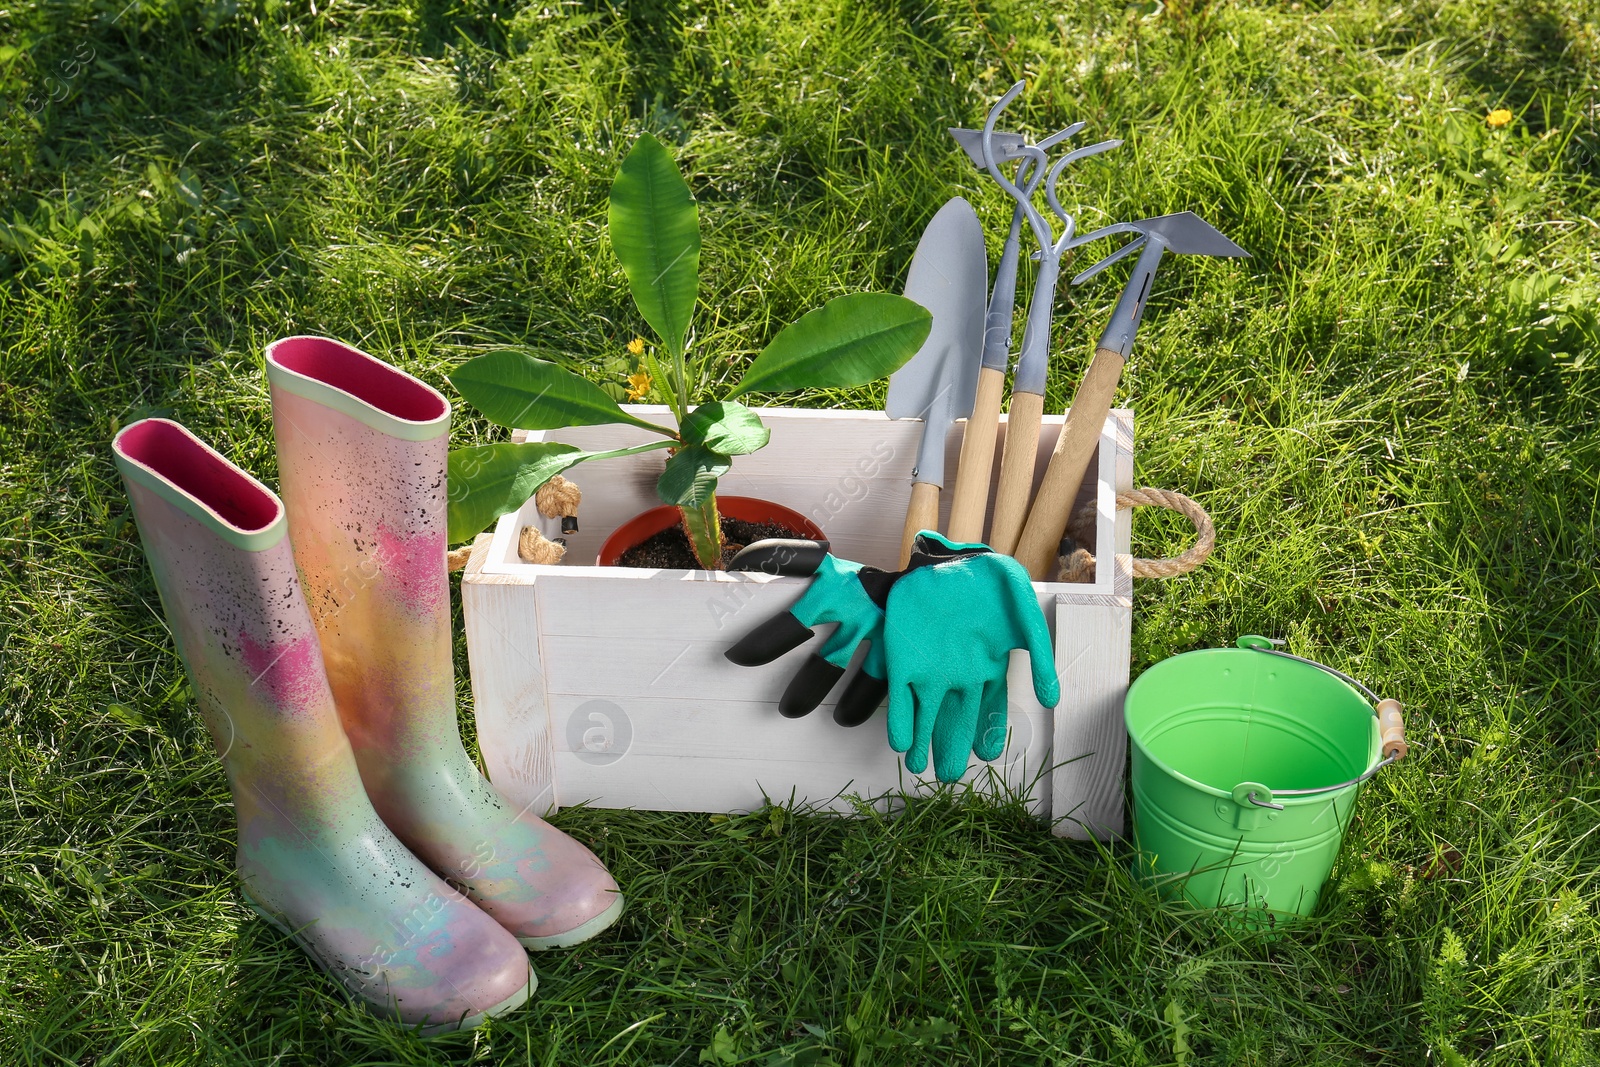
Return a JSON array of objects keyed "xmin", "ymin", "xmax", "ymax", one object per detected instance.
[
  {"xmin": 1012, "ymin": 348, "xmax": 1127, "ymax": 578},
  {"xmin": 946, "ymin": 367, "xmax": 1006, "ymax": 543},
  {"xmin": 899, "ymin": 481, "xmax": 941, "ymax": 568},
  {"xmin": 987, "ymin": 390, "xmax": 1044, "ymax": 556},
  {"xmin": 1376, "ymin": 698, "xmax": 1408, "ymax": 761}
]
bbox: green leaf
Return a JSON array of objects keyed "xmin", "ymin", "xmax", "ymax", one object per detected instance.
[
  {"xmin": 727, "ymin": 293, "xmax": 932, "ymax": 399},
  {"xmin": 447, "ymin": 442, "xmax": 582, "ymax": 543},
  {"xmin": 679, "ymin": 400, "xmax": 770, "ymax": 455},
  {"xmin": 447, "ymin": 439, "xmax": 672, "ymax": 543},
  {"xmin": 698, "ymin": 1025, "xmax": 742, "ymax": 1065},
  {"xmin": 449, "ymin": 350, "xmax": 673, "ymax": 436},
  {"xmin": 1165, "ymin": 1000, "xmax": 1191, "ymax": 1067},
  {"xmin": 609, "ymin": 134, "xmax": 700, "ymax": 356},
  {"xmin": 176, "ymin": 168, "xmax": 204, "ymax": 209},
  {"xmin": 657, "ymin": 444, "xmax": 730, "ymax": 508},
  {"xmin": 105, "ymin": 703, "xmax": 147, "ymax": 727}
]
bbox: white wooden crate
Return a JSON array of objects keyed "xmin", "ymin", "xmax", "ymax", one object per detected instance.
[{"xmin": 461, "ymin": 405, "xmax": 1133, "ymax": 840}]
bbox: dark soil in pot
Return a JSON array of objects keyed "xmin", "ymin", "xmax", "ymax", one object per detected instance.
[{"xmin": 614, "ymin": 517, "xmax": 802, "ymax": 569}]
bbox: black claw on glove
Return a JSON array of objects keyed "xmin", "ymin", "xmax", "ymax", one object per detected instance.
[
  {"xmin": 725, "ymin": 538, "xmax": 832, "ymax": 577},
  {"xmin": 778, "ymin": 655, "xmax": 849, "ymax": 719},
  {"xmin": 725, "ymin": 611, "xmax": 814, "ymax": 667},
  {"xmin": 833, "ymin": 670, "xmax": 890, "ymax": 727}
]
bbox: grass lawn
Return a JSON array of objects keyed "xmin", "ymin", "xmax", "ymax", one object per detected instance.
[{"xmin": 3, "ymin": 0, "xmax": 1599, "ymax": 1062}]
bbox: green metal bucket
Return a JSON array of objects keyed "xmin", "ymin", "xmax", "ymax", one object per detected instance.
[{"xmin": 1125, "ymin": 638, "xmax": 1406, "ymax": 928}]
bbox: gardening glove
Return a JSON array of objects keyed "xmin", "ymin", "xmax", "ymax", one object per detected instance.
[
  {"xmin": 884, "ymin": 530, "xmax": 1060, "ymax": 782},
  {"xmin": 724, "ymin": 539, "xmax": 896, "ymax": 726}
]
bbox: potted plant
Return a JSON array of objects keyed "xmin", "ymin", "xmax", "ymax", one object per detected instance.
[{"xmin": 445, "ymin": 134, "xmax": 932, "ymax": 569}]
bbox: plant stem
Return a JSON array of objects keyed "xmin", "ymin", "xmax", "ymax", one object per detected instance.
[
  {"xmin": 681, "ymin": 491, "xmax": 723, "ymax": 570},
  {"xmin": 673, "ymin": 342, "xmax": 690, "ymax": 421}
]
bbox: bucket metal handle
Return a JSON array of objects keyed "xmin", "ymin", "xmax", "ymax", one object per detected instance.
[{"xmin": 1234, "ymin": 636, "xmax": 1409, "ymax": 805}]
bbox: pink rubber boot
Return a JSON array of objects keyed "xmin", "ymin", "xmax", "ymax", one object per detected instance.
[
  {"xmin": 112, "ymin": 419, "xmax": 534, "ymax": 1032},
  {"xmin": 265, "ymin": 336, "xmax": 624, "ymax": 949}
]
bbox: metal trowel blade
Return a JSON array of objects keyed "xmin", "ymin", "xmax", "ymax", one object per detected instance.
[{"xmin": 887, "ymin": 197, "xmax": 988, "ymax": 422}]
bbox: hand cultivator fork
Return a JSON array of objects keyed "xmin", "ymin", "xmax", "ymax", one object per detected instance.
[
  {"xmin": 944, "ymin": 125, "xmax": 1041, "ymax": 543},
  {"xmin": 955, "ymin": 81, "xmax": 1122, "ymax": 554}
]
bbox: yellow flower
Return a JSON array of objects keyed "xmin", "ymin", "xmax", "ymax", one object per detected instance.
[
  {"xmin": 626, "ymin": 367, "xmax": 651, "ymax": 401},
  {"xmin": 626, "ymin": 336, "xmax": 645, "ymax": 356},
  {"xmin": 1487, "ymin": 108, "xmax": 1512, "ymax": 129}
]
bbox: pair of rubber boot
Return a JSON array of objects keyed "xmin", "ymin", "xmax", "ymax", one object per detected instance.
[{"xmin": 112, "ymin": 337, "xmax": 622, "ymax": 1033}]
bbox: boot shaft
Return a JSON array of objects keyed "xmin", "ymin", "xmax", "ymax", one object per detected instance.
[
  {"xmin": 265, "ymin": 337, "xmax": 462, "ymax": 776},
  {"xmin": 112, "ymin": 419, "xmax": 369, "ymax": 836}
]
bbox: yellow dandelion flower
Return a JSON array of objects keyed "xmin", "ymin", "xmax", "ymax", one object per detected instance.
[
  {"xmin": 1487, "ymin": 108, "xmax": 1512, "ymax": 129},
  {"xmin": 626, "ymin": 368, "xmax": 652, "ymax": 401},
  {"xmin": 626, "ymin": 336, "xmax": 645, "ymax": 356}
]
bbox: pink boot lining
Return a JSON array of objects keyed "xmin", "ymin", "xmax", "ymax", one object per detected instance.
[
  {"xmin": 114, "ymin": 421, "xmax": 279, "ymax": 533},
  {"xmin": 267, "ymin": 337, "xmax": 446, "ymax": 423}
]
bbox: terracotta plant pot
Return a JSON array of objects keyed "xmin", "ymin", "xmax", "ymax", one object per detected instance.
[{"xmin": 597, "ymin": 496, "xmax": 825, "ymax": 566}]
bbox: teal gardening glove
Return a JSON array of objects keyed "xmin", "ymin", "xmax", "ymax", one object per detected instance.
[{"xmin": 884, "ymin": 531, "xmax": 1060, "ymax": 782}]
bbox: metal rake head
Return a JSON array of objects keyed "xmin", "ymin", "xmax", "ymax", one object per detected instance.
[{"xmin": 971, "ymin": 81, "xmax": 1122, "ymax": 261}]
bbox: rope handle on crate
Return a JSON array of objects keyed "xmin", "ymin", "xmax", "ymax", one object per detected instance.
[
  {"xmin": 1056, "ymin": 487, "xmax": 1216, "ymax": 583},
  {"xmin": 447, "ymin": 475, "xmax": 582, "ymax": 572}
]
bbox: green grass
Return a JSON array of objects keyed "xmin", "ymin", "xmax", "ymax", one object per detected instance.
[{"xmin": 3, "ymin": 0, "xmax": 1598, "ymax": 1062}]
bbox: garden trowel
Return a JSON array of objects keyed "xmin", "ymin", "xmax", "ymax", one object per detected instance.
[
  {"xmin": 887, "ymin": 197, "xmax": 987, "ymax": 568},
  {"xmin": 1011, "ymin": 210, "xmax": 1249, "ymax": 578}
]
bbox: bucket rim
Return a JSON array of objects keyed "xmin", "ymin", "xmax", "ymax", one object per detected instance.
[{"xmin": 1125, "ymin": 647, "xmax": 1384, "ymax": 803}]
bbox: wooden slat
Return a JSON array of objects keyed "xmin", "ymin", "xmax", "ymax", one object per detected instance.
[
  {"xmin": 462, "ymin": 538, "xmax": 559, "ymax": 816},
  {"xmin": 533, "ymin": 568, "xmax": 1073, "ymax": 637},
  {"xmin": 541, "ymin": 633, "xmax": 790, "ymax": 702},
  {"xmin": 535, "ymin": 569, "xmax": 806, "ymax": 640},
  {"xmin": 553, "ymin": 751, "xmax": 908, "ymax": 815},
  {"xmin": 1048, "ymin": 593, "xmax": 1132, "ymax": 838},
  {"xmin": 544, "ymin": 675, "xmax": 1054, "ymax": 762},
  {"xmin": 550, "ymin": 703, "xmax": 1054, "ymax": 815},
  {"xmin": 1049, "ymin": 411, "xmax": 1135, "ymax": 840}
]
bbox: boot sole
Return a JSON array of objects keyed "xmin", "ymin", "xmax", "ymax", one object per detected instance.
[
  {"xmin": 242, "ymin": 892, "xmax": 536, "ymax": 1034},
  {"xmin": 517, "ymin": 893, "xmax": 626, "ymax": 951}
]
